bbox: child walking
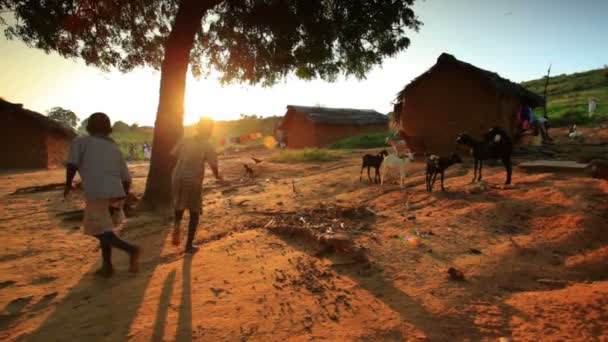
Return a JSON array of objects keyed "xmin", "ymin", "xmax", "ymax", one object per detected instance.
[
  {"xmin": 65, "ymin": 112, "xmax": 141, "ymax": 277},
  {"xmin": 171, "ymin": 118, "xmax": 223, "ymax": 254}
]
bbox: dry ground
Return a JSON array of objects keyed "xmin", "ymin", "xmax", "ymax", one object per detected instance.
[{"xmin": 0, "ymin": 128, "xmax": 607, "ymax": 341}]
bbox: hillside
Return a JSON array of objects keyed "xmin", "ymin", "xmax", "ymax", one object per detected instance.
[
  {"xmin": 112, "ymin": 115, "xmax": 281, "ymax": 158},
  {"xmin": 522, "ymin": 67, "xmax": 608, "ymax": 124}
]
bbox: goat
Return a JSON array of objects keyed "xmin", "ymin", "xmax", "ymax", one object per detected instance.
[
  {"xmin": 243, "ymin": 164, "xmax": 254, "ymax": 179},
  {"xmin": 586, "ymin": 159, "xmax": 608, "ymax": 181},
  {"xmin": 360, "ymin": 150, "xmax": 389, "ymax": 184},
  {"xmin": 456, "ymin": 127, "xmax": 513, "ymax": 185},
  {"xmin": 425, "ymin": 153, "xmax": 462, "ymax": 192},
  {"xmin": 385, "ymin": 137, "xmax": 408, "ymax": 156},
  {"xmin": 568, "ymin": 124, "xmax": 583, "ymax": 139},
  {"xmin": 380, "ymin": 152, "xmax": 415, "ymax": 188}
]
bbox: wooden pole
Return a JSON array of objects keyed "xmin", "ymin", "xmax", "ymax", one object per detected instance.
[{"xmin": 543, "ymin": 64, "xmax": 552, "ymax": 117}]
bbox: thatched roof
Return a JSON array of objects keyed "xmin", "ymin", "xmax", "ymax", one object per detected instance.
[
  {"xmin": 286, "ymin": 105, "xmax": 389, "ymax": 126},
  {"xmin": 395, "ymin": 53, "xmax": 545, "ymax": 108},
  {"xmin": 0, "ymin": 99, "xmax": 77, "ymax": 138}
]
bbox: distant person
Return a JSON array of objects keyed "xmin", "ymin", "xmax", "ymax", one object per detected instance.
[
  {"xmin": 171, "ymin": 118, "xmax": 223, "ymax": 254},
  {"xmin": 64, "ymin": 112, "xmax": 141, "ymax": 278},
  {"xmin": 143, "ymin": 142, "xmax": 151, "ymax": 160},
  {"xmin": 128, "ymin": 143, "xmax": 136, "ymax": 161},
  {"xmin": 588, "ymin": 98, "xmax": 597, "ymax": 117},
  {"xmin": 519, "ymin": 104, "xmax": 552, "ymax": 143}
]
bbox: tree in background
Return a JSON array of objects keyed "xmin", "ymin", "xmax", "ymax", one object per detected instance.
[
  {"xmin": 1, "ymin": 0, "xmax": 421, "ymax": 209},
  {"xmin": 112, "ymin": 121, "xmax": 131, "ymax": 133},
  {"xmin": 47, "ymin": 107, "xmax": 79, "ymax": 128},
  {"xmin": 77, "ymin": 118, "xmax": 89, "ymax": 134}
]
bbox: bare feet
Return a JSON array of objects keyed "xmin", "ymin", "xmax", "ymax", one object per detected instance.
[
  {"xmin": 95, "ymin": 266, "xmax": 114, "ymax": 278},
  {"xmin": 129, "ymin": 247, "xmax": 142, "ymax": 273}
]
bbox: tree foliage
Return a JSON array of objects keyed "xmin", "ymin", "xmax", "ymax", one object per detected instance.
[
  {"xmin": 1, "ymin": 0, "xmax": 422, "ymax": 208},
  {"xmin": 1, "ymin": 0, "xmax": 421, "ymax": 85},
  {"xmin": 47, "ymin": 106, "xmax": 79, "ymax": 128},
  {"xmin": 112, "ymin": 120, "xmax": 130, "ymax": 132}
]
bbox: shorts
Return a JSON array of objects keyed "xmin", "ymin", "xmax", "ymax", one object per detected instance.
[{"xmin": 83, "ymin": 199, "xmax": 115, "ymax": 236}]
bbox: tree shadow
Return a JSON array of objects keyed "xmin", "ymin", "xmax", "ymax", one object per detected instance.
[
  {"xmin": 272, "ymin": 234, "xmax": 482, "ymax": 341},
  {"xmin": 151, "ymin": 270, "xmax": 176, "ymax": 342},
  {"xmin": 18, "ymin": 216, "xmax": 170, "ymax": 341}
]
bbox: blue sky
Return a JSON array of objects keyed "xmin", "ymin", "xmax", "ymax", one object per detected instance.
[{"xmin": 1, "ymin": 0, "xmax": 606, "ymax": 125}]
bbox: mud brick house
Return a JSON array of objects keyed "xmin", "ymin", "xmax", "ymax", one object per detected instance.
[
  {"xmin": 0, "ymin": 99, "xmax": 76, "ymax": 169},
  {"xmin": 277, "ymin": 105, "xmax": 389, "ymax": 148},
  {"xmin": 392, "ymin": 53, "xmax": 544, "ymax": 153}
]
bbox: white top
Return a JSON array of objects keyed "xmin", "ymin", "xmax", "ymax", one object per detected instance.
[{"xmin": 67, "ymin": 136, "xmax": 131, "ymax": 200}]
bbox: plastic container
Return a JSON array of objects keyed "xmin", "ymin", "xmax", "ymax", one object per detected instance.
[{"xmin": 405, "ymin": 235, "xmax": 422, "ymax": 247}]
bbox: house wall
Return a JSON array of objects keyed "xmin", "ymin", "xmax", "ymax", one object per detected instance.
[
  {"xmin": 0, "ymin": 114, "xmax": 48, "ymax": 169},
  {"xmin": 46, "ymin": 132, "xmax": 72, "ymax": 169},
  {"xmin": 281, "ymin": 110, "xmax": 388, "ymax": 148},
  {"xmin": 314, "ymin": 123, "xmax": 388, "ymax": 147},
  {"xmin": 282, "ymin": 111, "xmax": 318, "ymax": 148},
  {"xmin": 399, "ymin": 63, "xmax": 520, "ymax": 154}
]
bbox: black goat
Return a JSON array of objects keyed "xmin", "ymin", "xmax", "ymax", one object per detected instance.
[
  {"xmin": 360, "ymin": 150, "xmax": 389, "ymax": 184},
  {"xmin": 456, "ymin": 127, "xmax": 513, "ymax": 185},
  {"xmin": 425, "ymin": 153, "xmax": 462, "ymax": 192}
]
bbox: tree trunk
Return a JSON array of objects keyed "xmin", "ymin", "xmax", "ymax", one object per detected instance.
[{"xmin": 141, "ymin": 0, "xmax": 217, "ymax": 210}]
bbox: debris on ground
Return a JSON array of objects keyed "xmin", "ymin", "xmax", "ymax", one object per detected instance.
[
  {"xmin": 11, "ymin": 182, "xmax": 81, "ymax": 195},
  {"xmin": 262, "ymin": 204, "xmax": 375, "ymax": 263},
  {"xmin": 447, "ymin": 267, "xmax": 465, "ymax": 281}
]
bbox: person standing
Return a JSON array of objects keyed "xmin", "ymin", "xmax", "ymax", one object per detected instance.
[
  {"xmin": 588, "ymin": 98, "xmax": 598, "ymax": 117},
  {"xmin": 65, "ymin": 112, "xmax": 141, "ymax": 277},
  {"xmin": 171, "ymin": 118, "xmax": 223, "ymax": 253},
  {"xmin": 143, "ymin": 142, "xmax": 152, "ymax": 160},
  {"xmin": 128, "ymin": 143, "xmax": 136, "ymax": 161}
]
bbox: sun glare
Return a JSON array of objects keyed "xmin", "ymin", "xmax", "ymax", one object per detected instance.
[{"xmin": 184, "ymin": 79, "xmax": 237, "ymax": 124}]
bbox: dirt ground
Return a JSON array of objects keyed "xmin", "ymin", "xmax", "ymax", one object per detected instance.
[{"xmin": 0, "ymin": 127, "xmax": 607, "ymax": 341}]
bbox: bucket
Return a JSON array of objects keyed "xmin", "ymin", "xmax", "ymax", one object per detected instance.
[{"xmin": 531, "ymin": 135, "xmax": 542, "ymax": 146}]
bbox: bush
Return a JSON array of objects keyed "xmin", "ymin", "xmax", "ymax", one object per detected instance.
[
  {"xmin": 329, "ymin": 132, "xmax": 394, "ymax": 149},
  {"xmin": 549, "ymin": 110, "xmax": 592, "ymax": 127},
  {"xmin": 268, "ymin": 148, "xmax": 341, "ymax": 163},
  {"xmin": 112, "ymin": 121, "xmax": 130, "ymax": 132}
]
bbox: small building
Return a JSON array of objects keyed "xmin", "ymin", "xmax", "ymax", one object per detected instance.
[
  {"xmin": 277, "ymin": 105, "xmax": 389, "ymax": 148},
  {"xmin": 393, "ymin": 53, "xmax": 544, "ymax": 153},
  {"xmin": 0, "ymin": 99, "xmax": 77, "ymax": 169}
]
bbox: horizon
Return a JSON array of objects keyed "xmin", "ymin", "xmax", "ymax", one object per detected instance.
[{"xmin": 1, "ymin": 0, "xmax": 607, "ymax": 126}]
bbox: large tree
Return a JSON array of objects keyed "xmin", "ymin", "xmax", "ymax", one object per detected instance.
[
  {"xmin": 47, "ymin": 106, "xmax": 79, "ymax": 128},
  {"xmin": 1, "ymin": 0, "xmax": 421, "ymax": 209}
]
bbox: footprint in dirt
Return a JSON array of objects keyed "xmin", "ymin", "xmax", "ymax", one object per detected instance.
[
  {"xmin": 30, "ymin": 292, "xmax": 59, "ymax": 312},
  {"xmin": 0, "ymin": 280, "xmax": 16, "ymax": 289},
  {"xmin": 0, "ymin": 295, "xmax": 34, "ymax": 329},
  {"xmin": 30, "ymin": 276, "xmax": 58, "ymax": 285}
]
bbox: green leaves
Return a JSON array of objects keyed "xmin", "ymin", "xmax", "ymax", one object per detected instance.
[
  {"xmin": 47, "ymin": 106, "xmax": 79, "ymax": 128},
  {"xmin": 2, "ymin": 0, "xmax": 421, "ymax": 84}
]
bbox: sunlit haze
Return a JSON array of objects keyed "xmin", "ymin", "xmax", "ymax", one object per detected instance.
[{"xmin": 1, "ymin": 0, "xmax": 606, "ymax": 126}]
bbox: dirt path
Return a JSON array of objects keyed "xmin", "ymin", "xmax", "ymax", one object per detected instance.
[{"xmin": 0, "ymin": 147, "xmax": 607, "ymax": 341}]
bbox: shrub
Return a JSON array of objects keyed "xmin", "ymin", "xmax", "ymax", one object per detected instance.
[
  {"xmin": 268, "ymin": 148, "xmax": 341, "ymax": 163},
  {"xmin": 329, "ymin": 132, "xmax": 394, "ymax": 149}
]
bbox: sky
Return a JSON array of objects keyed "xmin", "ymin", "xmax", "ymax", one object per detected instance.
[{"xmin": 1, "ymin": 0, "xmax": 607, "ymax": 126}]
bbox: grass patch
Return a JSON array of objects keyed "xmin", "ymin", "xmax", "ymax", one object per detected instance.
[
  {"xmin": 268, "ymin": 148, "xmax": 341, "ymax": 163},
  {"xmin": 111, "ymin": 129, "xmax": 153, "ymax": 160},
  {"xmin": 329, "ymin": 131, "xmax": 395, "ymax": 149},
  {"xmin": 522, "ymin": 67, "xmax": 608, "ymax": 126}
]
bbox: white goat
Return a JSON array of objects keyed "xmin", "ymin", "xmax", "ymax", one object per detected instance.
[
  {"xmin": 568, "ymin": 124, "xmax": 583, "ymax": 139},
  {"xmin": 385, "ymin": 137, "xmax": 408, "ymax": 156},
  {"xmin": 381, "ymin": 152, "xmax": 415, "ymax": 188}
]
